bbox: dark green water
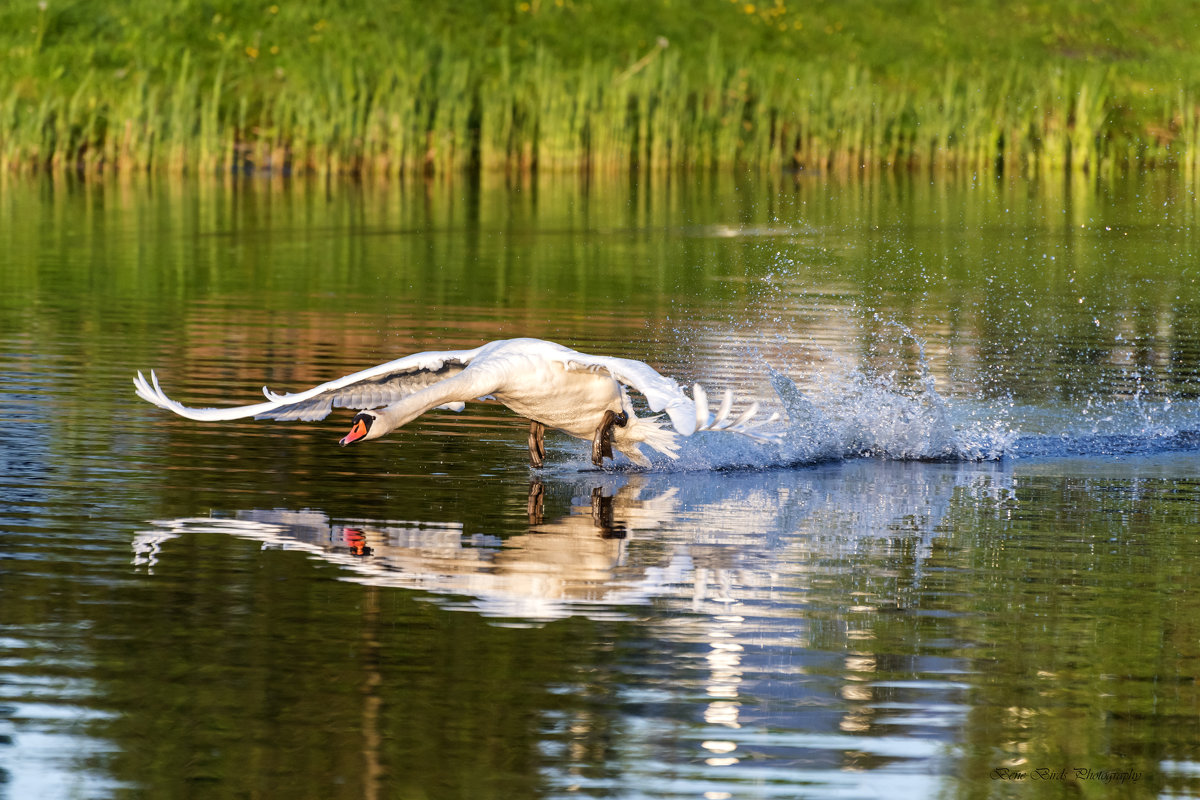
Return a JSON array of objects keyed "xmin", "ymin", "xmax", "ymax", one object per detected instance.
[{"xmin": 2, "ymin": 172, "xmax": 1199, "ymax": 799}]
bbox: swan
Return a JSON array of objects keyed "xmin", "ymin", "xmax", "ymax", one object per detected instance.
[{"xmin": 133, "ymin": 337, "xmax": 780, "ymax": 467}]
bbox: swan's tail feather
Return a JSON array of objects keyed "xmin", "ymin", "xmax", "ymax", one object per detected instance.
[{"xmin": 621, "ymin": 414, "xmax": 681, "ymax": 465}]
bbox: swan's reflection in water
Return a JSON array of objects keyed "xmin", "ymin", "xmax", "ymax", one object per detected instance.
[
  {"xmin": 135, "ymin": 462, "xmax": 1015, "ymax": 622},
  {"xmin": 133, "ymin": 462, "xmax": 1013, "ymax": 796},
  {"xmin": 137, "ymin": 475, "xmax": 691, "ymax": 620}
]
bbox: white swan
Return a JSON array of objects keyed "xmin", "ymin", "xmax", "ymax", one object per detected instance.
[{"xmin": 133, "ymin": 337, "xmax": 780, "ymax": 467}]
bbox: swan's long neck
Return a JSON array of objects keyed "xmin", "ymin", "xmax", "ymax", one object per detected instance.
[{"xmin": 369, "ymin": 371, "xmax": 497, "ymax": 437}]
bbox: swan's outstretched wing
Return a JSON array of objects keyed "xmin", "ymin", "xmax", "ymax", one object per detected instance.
[
  {"xmin": 561, "ymin": 349, "xmax": 782, "ymax": 442},
  {"xmin": 557, "ymin": 351, "xmax": 698, "ymax": 435},
  {"xmin": 134, "ymin": 345, "xmax": 486, "ymax": 422}
]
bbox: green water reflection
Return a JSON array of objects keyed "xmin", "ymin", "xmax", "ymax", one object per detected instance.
[{"xmin": 1, "ymin": 172, "xmax": 1199, "ymax": 799}]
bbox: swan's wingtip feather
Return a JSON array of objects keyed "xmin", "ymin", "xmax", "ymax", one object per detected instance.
[
  {"xmin": 713, "ymin": 389, "xmax": 733, "ymax": 426},
  {"xmin": 134, "ymin": 369, "xmax": 196, "ymax": 416},
  {"xmin": 692, "ymin": 383, "xmax": 709, "ymax": 429},
  {"xmin": 133, "ymin": 371, "xmax": 154, "ymax": 404},
  {"xmin": 134, "ymin": 369, "xmax": 170, "ymax": 409},
  {"xmin": 665, "ymin": 399, "xmax": 698, "ymax": 436},
  {"xmin": 689, "ymin": 387, "xmax": 787, "ymax": 443}
]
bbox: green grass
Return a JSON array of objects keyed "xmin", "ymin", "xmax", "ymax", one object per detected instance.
[{"xmin": 3, "ymin": 0, "xmax": 1199, "ymax": 176}]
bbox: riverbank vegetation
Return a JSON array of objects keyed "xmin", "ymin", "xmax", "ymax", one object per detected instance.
[{"xmin": 3, "ymin": 0, "xmax": 1200, "ymax": 177}]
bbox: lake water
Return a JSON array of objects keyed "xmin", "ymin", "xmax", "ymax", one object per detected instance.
[{"xmin": 2, "ymin": 171, "xmax": 1199, "ymax": 799}]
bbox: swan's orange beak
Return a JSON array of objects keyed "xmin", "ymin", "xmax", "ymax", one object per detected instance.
[{"xmin": 340, "ymin": 418, "xmax": 370, "ymax": 446}]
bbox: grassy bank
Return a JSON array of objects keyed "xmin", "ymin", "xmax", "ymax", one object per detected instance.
[{"xmin": 3, "ymin": 0, "xmax": 1200, "ymax": 177}]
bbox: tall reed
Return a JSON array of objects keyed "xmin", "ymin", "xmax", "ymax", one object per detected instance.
[{"xmin": 2, "ymin": 36, "xmax": 1194, "ymax": 177}]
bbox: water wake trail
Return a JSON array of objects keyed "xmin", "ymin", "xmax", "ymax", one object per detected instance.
[{"xmin": 649, "ymin": 338, "xmax": 1200, "ymax": 473}]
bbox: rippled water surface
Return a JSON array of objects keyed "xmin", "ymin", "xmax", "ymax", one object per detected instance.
[{"xmin": 3, "ymin": 173, "xmax": 1200, "ymax": 799}]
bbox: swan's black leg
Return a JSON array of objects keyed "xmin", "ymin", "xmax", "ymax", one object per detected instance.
[
  {"xmin": 527, "ymin": 480, "xmax": 546, "ymax": 524},
  {"xmin": 528, "ymin": 420, "xmax": 547, "ymax": 467},
  {"xmin": 591, "ymin": 410, "xmax": 629, "ymax": 466},
  {"xmin": 590, "ymin": 486, "xmax": 612, "ymax": 528}
]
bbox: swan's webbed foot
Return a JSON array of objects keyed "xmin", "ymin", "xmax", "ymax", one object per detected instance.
[
  {"xmin": 528, "ymin": 420, "xmax": 547, "ymax": 468},
  {"xmin": 591, "ymin": 410, "xmax": 629, "ymax": 466}
]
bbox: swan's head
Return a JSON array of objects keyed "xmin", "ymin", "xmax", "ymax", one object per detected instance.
[{"xmin": 339, "ymin": 411, "xmax": 383, "ymax": 446}]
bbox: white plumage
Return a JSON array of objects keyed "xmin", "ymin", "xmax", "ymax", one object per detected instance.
[{"xmin": 134, "ymin": 337, "xmax": 780, "ymax": 467}]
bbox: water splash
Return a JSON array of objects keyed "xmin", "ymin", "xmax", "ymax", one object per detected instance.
[
  {"xmin": 649, "ymin": 319, "xmax": 1199, "ymax": 472},
  {"xmin": 656, "ymin": 235, "xmax": 1200, "ymax": 471},
  {"xmin": 658, "ymin": 361, "xmax": 1014, "ymax": 472},
  {"xmin": 688, "ymin": 354, "xmax": 1200, "ymax": 472}
]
